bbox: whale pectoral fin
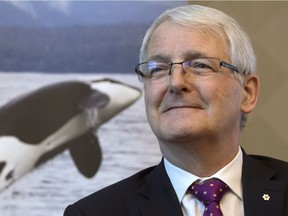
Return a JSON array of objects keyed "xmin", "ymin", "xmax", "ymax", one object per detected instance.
[
  {"xmin": 79, "ymin": 91, "xmax": 110, "ymax": 110},
  {"xmin": 69, "ymin": 132, "xmax": 102, "ymax": 178}
]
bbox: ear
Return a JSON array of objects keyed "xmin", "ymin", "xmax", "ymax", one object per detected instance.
[{"xmin": 240, "ymin": 75, "xmax": 259, "ymax": 113}]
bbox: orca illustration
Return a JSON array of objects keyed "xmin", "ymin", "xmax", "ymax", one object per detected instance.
[{"xmin": 0, "ymin": 78, "xmax": 141, "ymax": 192}]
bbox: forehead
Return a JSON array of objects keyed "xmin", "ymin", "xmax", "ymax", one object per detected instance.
[{"xmin": 146, "ymin": 21, "xmax": 229, "ymax": 61}]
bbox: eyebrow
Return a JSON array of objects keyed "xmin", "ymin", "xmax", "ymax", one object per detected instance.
[
  {"xmin": 184, "ymin": 51, "xmax": 208, "ymax": 60},
  {"xmin": 146, "ymin": 51, "xmax": 209, "ymax": 62},
  {"xmin": 146, "ymin": 54, "xmax": 169, "ymax": 62}
]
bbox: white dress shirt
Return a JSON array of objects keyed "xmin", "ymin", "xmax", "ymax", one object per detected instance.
[{"xmin": 164, "ymin": 147, "xmax": 244, "ymax": 216}]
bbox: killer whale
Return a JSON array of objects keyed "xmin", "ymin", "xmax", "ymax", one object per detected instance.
[{"xmin": 0, "ymin": 78, "xmax": 141, "ymax": 192}]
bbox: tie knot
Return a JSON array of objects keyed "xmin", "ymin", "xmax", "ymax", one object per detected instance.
[{"xmin": 190, "ymin": 178, "xmax": 229, "ymax": 206}]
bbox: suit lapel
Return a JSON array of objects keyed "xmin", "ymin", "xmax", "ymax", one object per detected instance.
[
  {"xmin": 137, "ymin": 153, "xmax": 286, "ymax": 216},
  {"xmin": 137, "ymin": 160, "xmax": 183, "ymax": 216},
  {"xmin": 242, "ymin": 153, "xmax": 286, "ymax": 216}
]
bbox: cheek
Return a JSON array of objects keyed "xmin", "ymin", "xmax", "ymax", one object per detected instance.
[
  {"xmin": 214, "ymin": 83, "xmax": 242, "ymax": 114},
  {"xmin": 203, "ymin": 80, "xmax": 242, "ymax": 113},
  {"xmin": 144, "ymin": 89, "xmax": 162, "ymax": 136},
  {"xmin": 144, "ymin": 87, "xmax": 154, "ymax": 112},
  {"xmin": 144, "ymin": 85, "xmax": 160, "ymax": 118},
  {"xmin": 144, "ymin": 83, "xmax": 166, "ymax": 109}
]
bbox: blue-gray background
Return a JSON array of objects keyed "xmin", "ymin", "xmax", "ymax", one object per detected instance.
[{"xmin": 0, "ymin": 1, "xmax": 186, "ymax": 74}]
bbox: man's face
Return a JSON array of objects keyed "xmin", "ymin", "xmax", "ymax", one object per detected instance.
[{"xmin": 144, "ymin": 21, "xmax": 248, "ymax": 145}]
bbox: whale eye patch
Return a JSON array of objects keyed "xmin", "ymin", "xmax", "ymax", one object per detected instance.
[
  {"xmin": 0, "ymin": 162, "xmax": 14, "ymax": 181},
  {"xmin": 6, "ymin": 170, "xmax": 14, "ymax": 181},
  {"xmin": 0, "ymin": 162, "xmax": 5, "ymax": 174}
]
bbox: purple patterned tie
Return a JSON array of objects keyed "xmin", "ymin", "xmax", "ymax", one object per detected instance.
[{"xmin": 189, "ymin": 178, "xmax": 229, "ymax": 216}]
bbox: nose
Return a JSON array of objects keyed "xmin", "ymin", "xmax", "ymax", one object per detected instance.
[{"xmin": 168, "ymin": 63, "xmax": 190, "ymax": 93}]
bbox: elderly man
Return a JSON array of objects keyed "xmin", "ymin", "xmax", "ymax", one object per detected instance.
[{"xmin": 64, "ymin": 5, "xmax": 288, "ymax": 216}]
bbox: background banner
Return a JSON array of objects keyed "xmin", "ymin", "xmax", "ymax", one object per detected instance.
[{"xmin": 0, "ymin": 1, "xmax": 287, "ymax": 216}]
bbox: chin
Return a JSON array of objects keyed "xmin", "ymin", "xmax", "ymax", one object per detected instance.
[{"xmin": 161, "ymin": 129, "xmax": 195, "ymax": 142}]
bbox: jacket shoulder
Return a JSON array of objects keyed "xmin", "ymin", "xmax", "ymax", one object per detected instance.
[
  {"xmin": 68, "ymin": 165, "xmax": 158, "ymax": 215},
  {"xmin": 249, "ymin": 154, "xmax": 288, "ymax": 179}
]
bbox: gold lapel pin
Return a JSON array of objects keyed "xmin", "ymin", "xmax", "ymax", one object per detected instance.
[{"xmin": 262, "ymin": 194, "xmax": 270, "ymax": 201}]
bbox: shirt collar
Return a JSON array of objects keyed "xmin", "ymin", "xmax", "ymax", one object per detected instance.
[{"xmin": 164, "ymin": 147, "xmax": 243, "ymax": 203}]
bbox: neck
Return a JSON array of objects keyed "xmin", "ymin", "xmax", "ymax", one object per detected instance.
[{"xmin": 159, "ymin": 137, "xmax": 240, "ymax": 177}]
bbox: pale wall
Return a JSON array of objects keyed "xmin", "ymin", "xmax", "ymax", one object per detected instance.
[{"xmin": 191, "ymin": 1, "xmax": 288, "ymax": 161}]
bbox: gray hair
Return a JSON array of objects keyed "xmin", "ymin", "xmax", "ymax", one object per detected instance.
[
  {"xmin": 140, "ymin": 5, "xmax": 256, "ymax": 75},
  {"xmin": 139, "ymin": 5, "xmax": 256, "ymax": 129}
]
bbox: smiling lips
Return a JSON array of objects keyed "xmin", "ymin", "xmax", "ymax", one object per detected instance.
[
  {"xmin": 161, "ymin": 96, "xmax": 206, "ymax": 113},
  {"xmin": 163, "ymin": 104, "xmax": 205, "ymax": 113}
]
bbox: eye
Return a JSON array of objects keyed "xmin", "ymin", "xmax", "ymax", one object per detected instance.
[
  {"xmin": 150, "ymin": 67, "xmax": 163, "ymax": 73},
  {"xmin": 184, "ymin": 58, "xmax": 219, "ymax": 74},
  {"xmin": 191, "ymin": 61, "xmax": 213, "ymax": 70},
  {"xmin": 148, "ymin": 61, "xmax": 169, "ymax": 74}
]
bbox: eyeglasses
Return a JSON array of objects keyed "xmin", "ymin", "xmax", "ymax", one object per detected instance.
[{"xmin": 135, "ymin": 57, "xmax": 240, "ymax": 83}]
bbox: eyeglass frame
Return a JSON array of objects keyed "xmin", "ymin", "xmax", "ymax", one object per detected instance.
[{"xmin": 135, "ymin": 57, "xmax": 240, "ymax": 83}]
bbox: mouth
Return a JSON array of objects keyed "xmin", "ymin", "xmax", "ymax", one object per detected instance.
[{"xmin": 164, "ymin": 105, "xmax": 204, "ymax": 113}]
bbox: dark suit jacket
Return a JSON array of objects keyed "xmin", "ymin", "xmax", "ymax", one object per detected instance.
[{"xmin": 64, "ymin": 152, "xmax": 288, "ymax": 216}]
